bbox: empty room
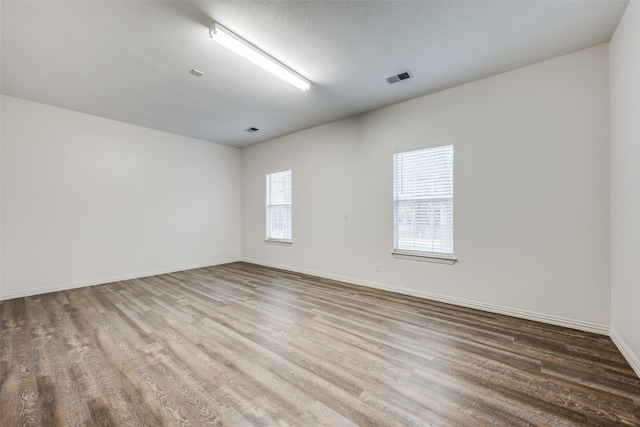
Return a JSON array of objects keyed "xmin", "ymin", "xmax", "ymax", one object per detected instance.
[{"xmin": 1, "ymin": 1, "xmax": 639, "ymax": 426}]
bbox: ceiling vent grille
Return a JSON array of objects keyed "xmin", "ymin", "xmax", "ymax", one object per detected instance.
[{"xmin": 386, "ymin": 71, "xmax": 412, "ymax": 84}]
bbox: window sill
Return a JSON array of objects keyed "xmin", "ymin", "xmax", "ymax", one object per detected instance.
[
  {"xmin": 392, "ymin": 251, "xmax": 457, "ymax": 265},
  {"xmin": 265, "ymin": 239, "xmax": 293, "ymax": 246}
]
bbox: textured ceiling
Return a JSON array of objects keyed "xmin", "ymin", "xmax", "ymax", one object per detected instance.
[{"xmin": 0, "ymin": 1, "xmax": 629, "ymax": 148}]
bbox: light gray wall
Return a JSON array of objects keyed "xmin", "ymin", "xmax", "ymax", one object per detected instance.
[
  {"xmin": 242, "ymin": 45, "xmax": 611, "ymax": 333},
  {"xmin": 610, "ymin": 1, "xmax": 640, "ymax": 376},
  {"xmin": 1, "ymin": 95, "xmax": 242, "ymax": 299},
  {"xmin": 2, "ymin": 35, "xmax": 632, "ymax": 370}
]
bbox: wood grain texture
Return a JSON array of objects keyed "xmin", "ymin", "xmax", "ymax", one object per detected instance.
[{"xmin": 1, "ymin": 262, "xmax": 639, "ymax": 426}]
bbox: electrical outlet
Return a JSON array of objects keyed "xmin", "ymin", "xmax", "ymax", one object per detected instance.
[{"xmin": 375, "ymin": 263, "xmax": 381, "ymax": 272}]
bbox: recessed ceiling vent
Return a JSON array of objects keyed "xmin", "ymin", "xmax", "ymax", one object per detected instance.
[
  {"xmin": 245, "ymin": 127, "xmax": 259, "ymax": 133},
  {"xmin": 386, "ymin": 71, "xmax": 412, "ymax": 84}
]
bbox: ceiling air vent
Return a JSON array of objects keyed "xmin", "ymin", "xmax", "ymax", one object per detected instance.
[
  {"xmin": 245, "ymin": 127, "xmax": 259, "ymax": 133},
  {"xmin": 386, "ymin": 71, "xmax": 412, "ymax": 84}
]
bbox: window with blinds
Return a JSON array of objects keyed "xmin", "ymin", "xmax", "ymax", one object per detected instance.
[
  {"xmin": 266, "ymin": 170, "xmax": 292, "ymax": 241},
  {"xmin": 393, "ymin": 144, "xmax": 454, "ymax": 257}
]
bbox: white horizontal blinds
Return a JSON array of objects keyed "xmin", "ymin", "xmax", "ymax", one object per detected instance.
[
  {"xmin": 394, "ymin": 144, "xmax": 454, "ymax": 255},
  {"xmin": 266, "ymin": 170, "xmax": 292, "ymax": 240}
]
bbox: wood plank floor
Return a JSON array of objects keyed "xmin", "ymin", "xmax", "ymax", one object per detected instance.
[{"xmin": 1, "ymin": 262, "xmax": 639, "ymax": 426}]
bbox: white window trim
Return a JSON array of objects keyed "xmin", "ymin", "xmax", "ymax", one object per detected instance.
[
  {"xmin": 265, "ymin": 238, "xmax": 293, "ymax": 245},
  {"xmin": 393, "ymin": 142, "xmax": 455, "ymax": 262},
  {"xmin": 393, "ymin": 140, "xmax": 454, "ymax": 155},
  {"xmin": 391, "ymin": 250, "xmax": 457, "ymax": 265},
  {"xmin": 266, "ymin": 169, "xmax": 293, "ymax": 243}
]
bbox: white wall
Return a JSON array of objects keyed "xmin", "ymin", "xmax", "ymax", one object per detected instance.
[
  {"xmin": 1, "ymin": 95, "xmax": 241, "ymax": 299},
  {"xmin": 610, "ymin": 1, "xmax": 640, "ymax": 376},
  {"xmin": 242, "ymin": 45, "xmax": 611, "ymax": 333}
]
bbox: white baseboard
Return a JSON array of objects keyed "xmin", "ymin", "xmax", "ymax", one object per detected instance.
[
  {"xmin": 2, "ymin": 257, "xmax": 613, "ymax": 338},
  {"xmin": 5, "ymin": 257, "xmax": 633, "ymax": 376},
  {"xmin": 0, "ymin": 258, "xmax": 241, "ymax": 301},
  {"xmin": 242, "ymin": 258, "xmax": 611, "ymax": 336},
  {"xmin": 610, "ymin": 328, "xmax": 640, "ymax": 379}
]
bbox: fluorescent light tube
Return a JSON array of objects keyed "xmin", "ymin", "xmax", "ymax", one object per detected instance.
[{"xmin": 209, "ymin": 22, "xmax": 311, "ymax": 91}]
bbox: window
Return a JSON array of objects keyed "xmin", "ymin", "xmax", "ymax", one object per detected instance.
[
  {"xmin": 393, "ymin": 144, "xmax": 454, "ymax": 260},
  {"xmin": 266, "ymin": 170, "xmax": 292, "ymax": 242}
]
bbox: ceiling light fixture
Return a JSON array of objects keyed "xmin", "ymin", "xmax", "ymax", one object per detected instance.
[{"xmin": 209, "ymin": 22, "xmax": 311, "ymax": 92}]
